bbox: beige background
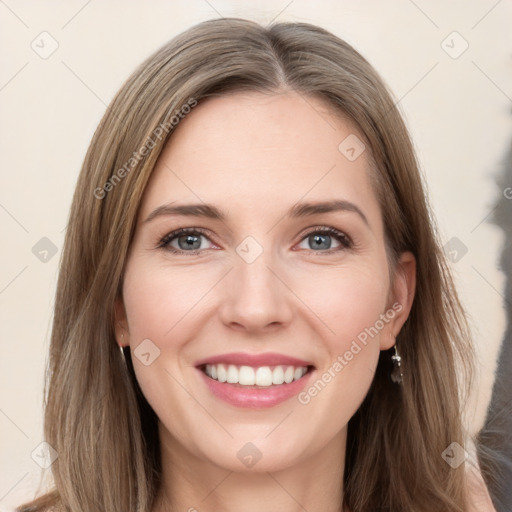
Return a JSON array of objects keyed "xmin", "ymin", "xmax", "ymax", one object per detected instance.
[{"xmin": 1, "ymin": 0, "xmax": 511, "ymax": 510}]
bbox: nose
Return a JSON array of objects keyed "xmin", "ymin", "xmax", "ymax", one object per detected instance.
[{"xmin": 218, "ymin": 249, "xmax": 294, "ymax": 333}]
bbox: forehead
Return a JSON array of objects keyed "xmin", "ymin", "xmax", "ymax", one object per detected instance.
[{"xmin": 138, "ymin": 91, "xmax": 381, "ymax": 230}]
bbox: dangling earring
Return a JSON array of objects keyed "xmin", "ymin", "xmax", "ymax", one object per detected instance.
[
  {"xmin": 390, "ymin": 342, "xmax": 403, "ymax": 384},
  {"xmin": 119, "ymin": 333, "xmax": 126, "ymax": 361}
]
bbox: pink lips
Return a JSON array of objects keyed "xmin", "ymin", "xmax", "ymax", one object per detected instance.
[{"xmin": 195, "ymin": 352, "xmax": 315, "ymax": 409}]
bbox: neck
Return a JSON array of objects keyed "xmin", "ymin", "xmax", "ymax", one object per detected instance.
[{"xmin": 153, "ymin": 423, "xmax": 347, "ymax": 512}]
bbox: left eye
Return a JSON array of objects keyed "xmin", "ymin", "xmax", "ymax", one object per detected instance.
[{"xmin": 296, "ymin": 228, "xmax": 352, "ymax": 252}]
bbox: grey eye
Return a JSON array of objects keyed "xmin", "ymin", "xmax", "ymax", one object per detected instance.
[
  {"xmin": 174, "ymin": 233, "xmax": 204, "ymax": 251},
  {"xmin": 308, "ymin": 233, "xmax": 335, "ymax": 250}
]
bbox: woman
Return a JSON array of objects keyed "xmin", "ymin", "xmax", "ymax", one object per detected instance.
[{"xmin": 18, "ymin": 17, "xmax": 496, "ymax": 512}]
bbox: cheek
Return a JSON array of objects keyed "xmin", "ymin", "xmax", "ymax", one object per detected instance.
[
  {"xmin": 121, "ymin": 262, "xmax": 212, "ymax": 438},
  {"xmin": 294, "ymin": 264, "xmax": 388, "ymax": 399},
  {"xmin": 294, "ymin": 262, "xmax": 389, "ymax": 344},
  {"xmin": 122, "ymin": 262, "xmax": 213, "ymax": 342},
  {"xmin": 291, "ymin": 274, "xmax": 386, "ymax": 435},
  {"xmin": 121, "ymin": 263, "xmax": 206, "ymax": 403}
]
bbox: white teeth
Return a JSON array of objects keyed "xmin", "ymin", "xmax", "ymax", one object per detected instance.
[
  {"xmin": 239, "ymin": 366, "xmax": 255, "ymax": 385},
  {"xmin": 272, "ymin": 366, "xmax": 285, "ymax": 385},
  {"xmin": 203, "ymin": 363, "xmax": 309, "ymax": 386},
  {"xmin": 284, "ymin": 366, "xmax": 295, "ymax": 383},
  {"xmin": 217, "ymin": 364, "xmax": 227, "ymax": 382},
  {"xmin": 226, "ymin": 364, "xmax": 239, "ymax": 384},
  {"xmin": 293, "ymin": 367, "xmax": 304, "ymax": 381},
  {"xmin": 255, "ymin": 366, "xmax": 273, "ymax": 387}
]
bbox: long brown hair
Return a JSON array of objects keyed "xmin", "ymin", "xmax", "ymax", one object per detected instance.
[{"xmin": 18, "ymin": 17, "xmax": 475, "ymax": 512}]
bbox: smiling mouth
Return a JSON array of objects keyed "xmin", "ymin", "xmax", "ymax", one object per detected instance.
[{"xmin": 198, "ymin": 363, "xmax": 315, "ymax": 388}]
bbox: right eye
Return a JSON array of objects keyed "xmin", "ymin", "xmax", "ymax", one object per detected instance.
[{"xmin": 158, "ymin": 227, "xmax": 217, "ymax": 254}]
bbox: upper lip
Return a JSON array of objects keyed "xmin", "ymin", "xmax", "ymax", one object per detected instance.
[{"xmin": 194, "ymin": 352, "xmax": 314, "ymax": 368}]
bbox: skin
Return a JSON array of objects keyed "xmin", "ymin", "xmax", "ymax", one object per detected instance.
[{"xmin": 115, "ymin": 91, "xmax": 416, "ymax": 512}]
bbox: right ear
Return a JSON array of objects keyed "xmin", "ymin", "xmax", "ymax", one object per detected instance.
[{"xmin": 114, "ymin": 297, "xmax": 129, "ymax": 347}]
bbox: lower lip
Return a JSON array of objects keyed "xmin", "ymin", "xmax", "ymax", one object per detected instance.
[{"xmin": 198, "ymin": 368, "xmax": 314, "ymax": 409}]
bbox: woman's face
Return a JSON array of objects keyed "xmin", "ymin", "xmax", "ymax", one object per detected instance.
[{"xmin": 116, "ymin": 91, "xmax": 415, "ymax": 474}]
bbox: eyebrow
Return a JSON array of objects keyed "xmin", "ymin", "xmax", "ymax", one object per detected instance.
[{"xmin": 144, "ymin": 199, "xmax": 369, "ymax": 226}]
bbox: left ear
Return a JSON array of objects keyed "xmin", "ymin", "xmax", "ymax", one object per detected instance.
[{"xmin": 380, "ymin": 251, "xmax": 416, "ymax": 350}]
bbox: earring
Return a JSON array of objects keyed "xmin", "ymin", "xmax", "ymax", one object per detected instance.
[
  {"xmin": 390, "ymin": 343, "xmax": 403, "ymax": 384},
  {"xmin": 119, "ymin": 332, "xmax": 126, "ymax": 353},
  {"xmin": 119, "ymin": 335, "xmax": 126, "ymax": 362}
]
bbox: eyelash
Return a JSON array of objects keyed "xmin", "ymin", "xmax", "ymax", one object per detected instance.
[{"xmin": 157, "ymin": 226, "xmax": 353, "ymax": 255}]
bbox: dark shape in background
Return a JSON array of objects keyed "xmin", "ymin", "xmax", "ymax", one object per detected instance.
[{"xmin": 478, "ymin": 136, "xmax": 512, "ymax": 512}]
